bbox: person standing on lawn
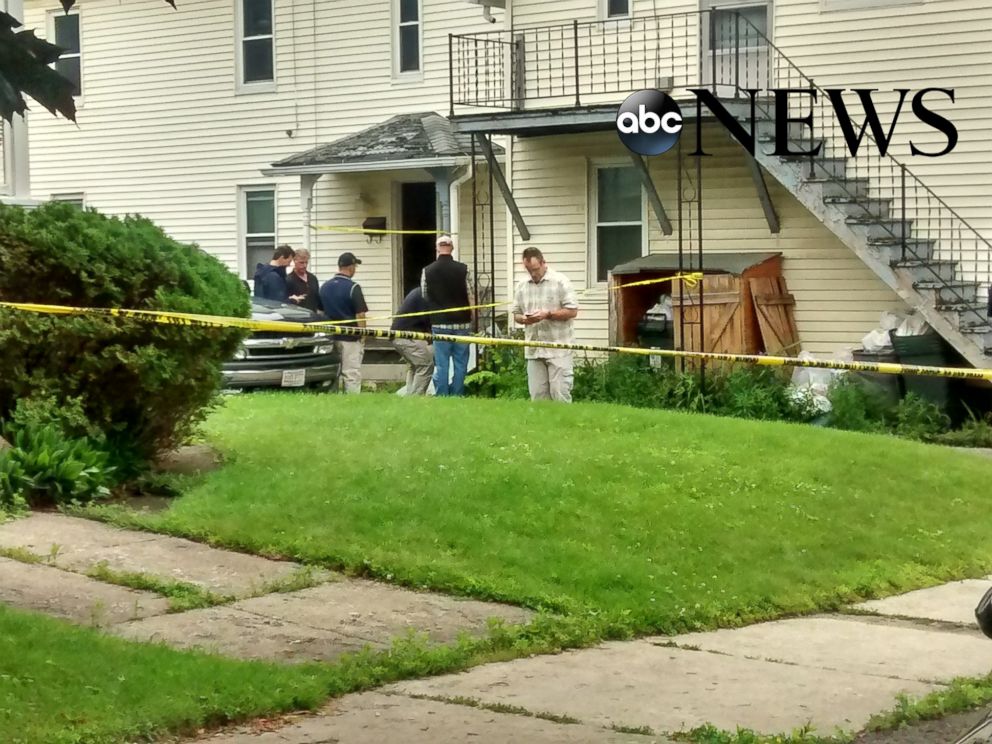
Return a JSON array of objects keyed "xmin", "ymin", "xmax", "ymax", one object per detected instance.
[
  {"xmin": 511, "ymin": 247, "xmax": 579, "ymax": 403},
  {"xmin": 285, "ymin": 247, "xmax": 322, "ymax": 313},
  {"xmin": 253, "ymin": 244, "xmax": 294, "ymax": 303},
  {"xmin": 319, "ymin": 252, "xmax": 368, "ymax": 394},
  {"xmin": 391, "ymin": 286, "xmax": 434, "ymax": 396},
  {"xmin": 421, "ymin": 234, "xmax": 474, "ymax": 396}
]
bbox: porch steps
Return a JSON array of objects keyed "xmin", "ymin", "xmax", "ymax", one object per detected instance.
[{"xmin": 361, "ymin": 339, "xmax": 407, "ymax": 384}]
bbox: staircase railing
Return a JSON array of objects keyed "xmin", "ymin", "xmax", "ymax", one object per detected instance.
[{"xmin": 727, "ymin": 12, "xmax": 990, "ymax": 331}]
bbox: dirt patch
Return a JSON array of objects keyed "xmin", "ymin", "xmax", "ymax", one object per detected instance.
[
  {"xmin": 153, "ymin": 444, "xmax": 222, "ymax": 475},
  {"xmin": 852, "ymin": 705, "xmax": 992, "ymax": 744}
]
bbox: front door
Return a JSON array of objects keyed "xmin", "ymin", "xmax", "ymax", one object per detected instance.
[{"xmin": 400, "ymin": 182, "xmax": 437, "ymax": 297}]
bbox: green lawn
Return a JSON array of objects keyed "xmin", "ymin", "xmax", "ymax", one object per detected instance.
[
  {"xmin": 120, "ymin": 393, "xmax": 992, "ymax": 634},
  {"xmin": 0, "ymin": 604, "xmax": 333, "ymax": 744}
]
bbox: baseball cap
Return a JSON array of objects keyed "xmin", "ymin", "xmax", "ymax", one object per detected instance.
[
  {"xmin": 436, "ymin": 235, "xmax": 453, "ymax": 246},
  {"xmin": 338, "ymin": 252, "xmax": 362, "ymax": 267}
]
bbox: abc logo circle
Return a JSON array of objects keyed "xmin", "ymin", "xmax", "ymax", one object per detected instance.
[{"xmin": 616, "ymin": 90, "xmax": 684, "ymax": 156}]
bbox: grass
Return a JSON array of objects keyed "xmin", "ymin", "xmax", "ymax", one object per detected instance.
[
  {"xmin": 92, "ymin": 393, "xmax": 992, "ymax": 636},
  {"xmin": 0, "ymin": 603, "xmax": 333, "ymax": 744},
  {"xmin": 84, "ymin": 562, "xmax": 229, "ymax": 612},
  {"xmin": 0, "ymin": 603, "xmax": 605, "ymax": 744}
]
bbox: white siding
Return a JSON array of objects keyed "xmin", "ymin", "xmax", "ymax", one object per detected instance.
[
  {"xmin": 510, "ymin": 127, "xmax": 907, "ymax": 353},
  {"xmin": 22, "ymin": 0, "xmax": 509, "ymax": 288}
]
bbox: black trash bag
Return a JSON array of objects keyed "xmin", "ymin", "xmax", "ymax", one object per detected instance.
[{"xmin": 975, "ymin": 586, "xmax": 992, "ymax": 640}]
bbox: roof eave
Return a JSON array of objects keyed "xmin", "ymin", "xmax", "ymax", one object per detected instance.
[{"xmin": 262, "ymin": 153, "xmax": 503, "ymax": 177}]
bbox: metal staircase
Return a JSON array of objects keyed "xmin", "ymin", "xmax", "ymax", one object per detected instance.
[{"xmin": 727, "ymin": 14, "xmax": 991, "ymax": 367}]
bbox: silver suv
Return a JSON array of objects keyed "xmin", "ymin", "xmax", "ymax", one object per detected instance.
[{"xmin": 222, "ymin": 298, "xmax": 341, "ymax": 390}]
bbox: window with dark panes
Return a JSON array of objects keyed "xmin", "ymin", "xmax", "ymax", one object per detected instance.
[
  {"xmin": 595, "ymin": 167, "xmax": 642, "ymax": 283},
  {"xmin": 397, "ymin": 0, "xmax": 420, "ymax": 73},
  {"xmin": 242, "ymin": 0, "xmax": 274, "ymax": 83},
  {"xmin": 53, "ymin": 13, "xmax": 81, "ymax": 96},
  {"xmin": 711, "ymin": 4, "xmax": 768, "ymax": 50},
  {"xmin": 244, "ymin": 189, "xmax": 275, "ymax": 278},
  {"xmin": 607, "ymin": 0, "xmax": 630, "ymax": 17}
]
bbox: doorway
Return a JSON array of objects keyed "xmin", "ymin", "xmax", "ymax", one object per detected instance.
[{"xmin": 400, "ymin": 182, "xmax": 437, "ymax": 297}]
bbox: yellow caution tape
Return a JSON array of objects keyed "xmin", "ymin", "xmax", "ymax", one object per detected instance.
[
  {"xmin": 3, "ymin": 301, "xmax": 991, "ymax": 382},
  {"xmin": 315, "ymin": 272, "xmax": 704, "ymax": 326}
]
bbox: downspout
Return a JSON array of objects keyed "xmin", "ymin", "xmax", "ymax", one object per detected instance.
[
  {"xmin": 300, "ymin": 174, "xmax": 320, "ymax": 269},
  {"xmin": 448, "ymin": 166, "xmax": 472, "ymax": 261}
]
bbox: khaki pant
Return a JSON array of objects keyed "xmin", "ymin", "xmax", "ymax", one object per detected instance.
[
  {"xmin": 392, "ymin": 338, "xmax": 434, "ymax": 396},
  {"xmin": 527, "ymin": 355, "xmax": 574, "ymax": 402},
  {"xmin": 335, "ymin": 340, "xmax": 364, "ymax": 394}
]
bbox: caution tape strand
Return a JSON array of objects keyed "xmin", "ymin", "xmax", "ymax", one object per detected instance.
[{"xmin": 2, "ymin": 301, "xmax": 990, "ymax": 382}]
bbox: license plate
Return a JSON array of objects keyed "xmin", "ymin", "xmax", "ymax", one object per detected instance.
[{"xmin": 280, "ymin": 369, "xmax": 306, "ymax": 387}]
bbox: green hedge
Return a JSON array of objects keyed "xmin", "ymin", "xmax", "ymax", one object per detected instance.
[{"xmin": 0, "ymin": 202, "xmax": 249, "ymax": 470}]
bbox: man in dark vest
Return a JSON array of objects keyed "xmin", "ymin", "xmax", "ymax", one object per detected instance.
[
  {"xmin": 421, "ymin": 234, "xmax": 473, "ymax": 396},
  {"xmin": 319, "ymin": 252, "xmax": 368, "ymax": 394}
]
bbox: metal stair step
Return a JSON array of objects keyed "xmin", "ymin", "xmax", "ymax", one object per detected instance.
[
  {"xmin": 803, "ymin": 177, "xmax": 870, "ymax": 198},
  {"xmin": 914, "ymin": 280, "xmax": 979, "ymax": 305},
  {"xmin": 824, "ymin": 196, "xmax": 891, "ymax": 219},
  {"xmin": 892, "ymin": 258, "xmax": 958, "ymax": 283},
  {"xmin": 779, "ymin": 156, "xmax": 847, "ymax": 178},
  {"xmin": 846, "ymin": 217, "xmax": 913, "ymax": 241}
]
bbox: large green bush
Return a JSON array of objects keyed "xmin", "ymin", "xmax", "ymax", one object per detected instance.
[{"xmin": 0, "ymin": 202, "xmax": 249, "ymax": 469}]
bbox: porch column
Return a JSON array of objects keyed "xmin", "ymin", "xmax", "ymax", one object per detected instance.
[
  {"xmin": 4, "ymin": 0, "xmax": 30, "ymax": 201},
  {"xmin": 300, "ymin": 174, "xmax": 321, "ymax": 263},
  {"xmin": 428, "ymin": 167, "xmax": 455, "ymax": 234}
]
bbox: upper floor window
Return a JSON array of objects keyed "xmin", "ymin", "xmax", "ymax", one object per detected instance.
[
  {"xmin": 51, "ymin": 11, "xmax": 81, "ymax": 96},
  {"xmin": 395, "ymin": 0, "xmax": 421, "ymax": 75},
  {"xmin": 710, "ymin": 4, "xmax": 768, "ymax": 50},
  {"xmin": 593, "ymin": 166, "xmax": 643, "ymax": 283},
  {"xmin": 606, "ymin": 0, "xmax": 630, "ymax": 18},
  {"xmin": 239, "ymin": 0, "xmax": 274, "ymax": 86}
]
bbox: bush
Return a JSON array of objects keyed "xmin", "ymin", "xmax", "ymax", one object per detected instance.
[
  {"xmin": 825, "ymin": 376, "xmax": 891, "ymax": 433},
  {"xmin": 935, "ymin": 406, "xmax": 992, "ymax": 448},
  {"xmin": 0, "ymin": 202, "xmax": 249, "ymax": 469},
  {"xmin": 709, "ymin": 367, "xmax": 819, "ymax": 423},
  {"xmin": 466, "ymin": 344, "xmax": 530, "ymax": 399},
  {"xmin": 0, "ymin": 450, "xmax": 29, "ymax": 515},
  {"xmin": 1, "ymin": 422, "xmax": 113, "ymax": 507},
  {"xmin": 891, "ymin": 393, "xmax": 951, "ymax": 441}
]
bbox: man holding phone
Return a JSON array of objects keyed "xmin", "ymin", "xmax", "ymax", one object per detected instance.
[{"xmin": 511, "ymin": 247, "xmax": 579, "ymax": 402}]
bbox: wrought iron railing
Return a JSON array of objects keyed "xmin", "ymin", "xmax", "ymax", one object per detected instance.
[{"xmin": 449, "ymin": 10, "xmax": 991, "ymax": 338}]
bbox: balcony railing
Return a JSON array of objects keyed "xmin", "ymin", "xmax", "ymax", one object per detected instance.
[
  {"xmin": 449, "ymin": 10, "xmax": 773, "ymax": 112},
  {"xmin": 449, "ymin": 10, "xmax": 991, "ymax": 335}
]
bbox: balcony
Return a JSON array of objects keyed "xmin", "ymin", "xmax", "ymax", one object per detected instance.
[{"xmin": 448, "ymin": 9, "xmax": 779, "ymax": 121}]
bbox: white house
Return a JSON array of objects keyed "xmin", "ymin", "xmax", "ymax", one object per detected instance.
[{"xmin": 15, "ymin": 0, "xmax": 992, "ymax": 366}]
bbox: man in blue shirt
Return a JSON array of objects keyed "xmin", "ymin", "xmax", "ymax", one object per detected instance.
[
  {"xmin": 319, "ymin": 252, "xmax": 368, "ymax": 394},
  {"xmin": 391, "ymin": 286, "xmax": 433, "ymax": 395}
]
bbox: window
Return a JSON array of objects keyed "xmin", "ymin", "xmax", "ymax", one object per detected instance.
[
  {"xmin": 243, "ymin": 188, "xmax": 276, "ymax": 278},
  {"xmin": 239, "ymin": 0, "xmax": 274, "ymax": 85},
  {"xmin": 710, "ymin": 4, "xmax": 768, "ymax": 50},
  {"xmin": 51, "ymin": 193, "xmax": 85, "ymax": 208},
  {"xmin": 593, "ymin": 167, "xmax": 643, "ymax": 283},
  {"xmin": 396, "ymin": 0, "xmax": 421, "ymax": 74},
  {"xmin": 606, "ymin": 0, "xmax": 630, "ymax": 17},
  {"xmin": 52, "ymin": 11, "xmax": 81, "ymax": 96}
]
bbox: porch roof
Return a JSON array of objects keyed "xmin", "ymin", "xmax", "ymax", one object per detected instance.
[
  {"xmin": 263, "ymin": 112, "xmax": 503, "ymax": 175},
  {"xmin": 612, "ymin": 252, "xmax": 782, "ymax": 277}
]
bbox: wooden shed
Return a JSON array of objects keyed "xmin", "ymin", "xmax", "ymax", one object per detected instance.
[{"xmin": 608, "ymin": 252, "xmax": 799, "ymax": 361}]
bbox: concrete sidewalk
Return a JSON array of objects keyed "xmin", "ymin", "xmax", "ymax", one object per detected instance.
[{"xmin": 2, "ymin": 513, "xmax": 991, "ymax": 743}]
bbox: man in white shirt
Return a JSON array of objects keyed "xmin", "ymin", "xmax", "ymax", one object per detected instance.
[{"xmin": 510, "ymin": 247, "xmax": 580, "ymax": 402}]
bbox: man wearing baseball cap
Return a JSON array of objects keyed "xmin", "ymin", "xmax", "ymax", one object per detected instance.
[{"xmin": 319, "ymin": 252, "xmax": 368, "ymax": 394}]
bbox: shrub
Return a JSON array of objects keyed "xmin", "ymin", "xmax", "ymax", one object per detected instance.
[
  {"xmin": 1, "ymin": 421, "xmax": 113, "ymax": 507},
  {"xmin": 825, "ymin": 376, "xmax": 891, "ymax": 433},
  {"xmin": 0, "ymin": 202, "xmax": 249, "ymax": 469},
  {"xmin": 891, "ymin": 393, "xmax": 951, "ymax": 441},
  {"xmin": 935, "ymin": 406, "xmax": 992, "ymax": 448},
  {"xmin": 709, "ymin": 367, "xmax": 818, "ymax": 423},
  {"xmin": 466, "ymin": 344, "xmax": 530, "ymax": 399},
  {"xmin": 0, "ymin": 450, "xmax": 30, "ymax": 515}
]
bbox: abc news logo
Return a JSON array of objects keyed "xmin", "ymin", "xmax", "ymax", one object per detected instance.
[
  {"xmin": 616, "ymin": 87, "xmax": 958, "ymax": 159},
  {"xmin": 615, "ymin": 90, "xmax": 684, "ymax": 156}
]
